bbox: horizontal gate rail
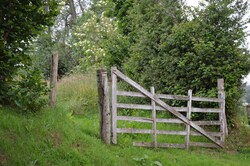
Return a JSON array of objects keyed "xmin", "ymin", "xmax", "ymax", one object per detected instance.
[
  {"xmin": 116, "ymin": 128, "xmax": 222, "ymax": 137},
  {"xmin": 117, "ymin": 103, "xmax": 188, "ymax": 112},
  {"xmin": 117, "ymin": 103, "xmax": 223, "ymax": 113},
  {"xmin": 117, "ymin": 116, "xmax": 222, "ymax": 126},
  {"xmin": 133, "ymin": 142, "xmax": 219, "ymax": 148},
  {"xmin": 133, "ymin": 142, "xmax": 186, "ymax": 148},
  {"xmin": 117, "ymin": 90, "xmax": 223, "ymax": 102}
]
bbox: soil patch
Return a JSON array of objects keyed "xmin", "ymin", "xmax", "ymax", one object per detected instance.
[
  {"xmin": 0, "ymin": 152, "xmax": 7, "ymax": 166},
  {"xmin": 50, "ymin": 131, "xmax": 62, "ymax": 147}
]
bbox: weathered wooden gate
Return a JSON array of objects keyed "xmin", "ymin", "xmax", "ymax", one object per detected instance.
[{"xmin": 110, "ymin": 67, "xmax": 228, "ymax": 149}]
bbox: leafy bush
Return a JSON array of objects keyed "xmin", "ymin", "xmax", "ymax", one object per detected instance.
[
  {"xmin": 123, "ymin": 0, "xmax": 250, "ymax": 127},
  {"xmin": 7, "ymin": 66, "xmax": 49, "ymax": 112}
]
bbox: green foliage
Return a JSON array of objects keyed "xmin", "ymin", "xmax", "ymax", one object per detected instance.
[
  {"xmin": 111, "ymin": 0, "xmax": 135, "ymax": 35},
  {"xmin": 123, "ymin": 0, "xmax": 185, "ymax": 80},
  {"xmin": 31, "ymin": 33, "xmax": 53, "ymax": 78},
  {"xmin": 7, "ymin": 66, "xmax": 49, "ymax": 112},
  {"xmin": 71, "ymin": 0, "xmax": 129, "ymax": 72},
  {"xmin": 31, "ymin": 32, "xmax": 75, "ymax": 78},
  {"xmin": 123, "ymin": 0, "xmax": 250, "ymax": 126},
  {"xmin": 0, "ymin": 0, "xmax": 59, "ymax": 104},
  {"xmin": 32, "ymin": 0, "xmax": 129, "ymax": 76}
]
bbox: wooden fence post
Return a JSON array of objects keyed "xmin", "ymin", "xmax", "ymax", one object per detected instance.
[
  {"xmin": 217, "ymin": 78, "xmax": 228, "ymax": 143},
  {"xmin": 97, "ymin": 69, "xmax": 111, "ymax": 144},
  {"xmin": 246, "ymin": 104, "xmax": 250, "ymax": 124},
  {"xmin": 185, "ymin": 90, "xmax": 192, "ymax": 149},
  {"xmin": 50, "ymin": 52, "xmax": 58, "ymax": 108},
  {"xmin": 111, "ymin": 67, "xmax": 117, "ymax": 144},
  {"xmin": 151, "ymin": 87, "xmax": 157, "ymax": 148}
]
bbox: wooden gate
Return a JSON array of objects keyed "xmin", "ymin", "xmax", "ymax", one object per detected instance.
[{"xmin": 110, "ymin": 67, "xmax": 228, "ymax": 149}]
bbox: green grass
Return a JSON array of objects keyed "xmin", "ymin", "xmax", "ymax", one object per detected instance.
[{"xmin": 0, "ymin": 72, "xmax": 250, "ymax": 165}]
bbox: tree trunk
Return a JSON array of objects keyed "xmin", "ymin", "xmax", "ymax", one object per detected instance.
[
  {"xmin": 78, "ymin": 0, "xmax": 85, "ymax": 13},
  {"xmin": 68, "ymin": 0, "xmax": 77, "ymax": 24}
]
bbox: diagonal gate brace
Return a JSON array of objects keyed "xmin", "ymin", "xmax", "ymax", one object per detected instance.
[{"xmin": 112, "ymin": 67, "xmax": 224, "ymax": 148}]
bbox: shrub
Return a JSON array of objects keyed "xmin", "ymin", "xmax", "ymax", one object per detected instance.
[{"xmin": 7, "ymin": 66, "xmax": 49, "ymax": 112}]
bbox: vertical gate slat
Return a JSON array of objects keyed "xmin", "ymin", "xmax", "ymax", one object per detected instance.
[
  {"xmin": 185, "ymin": 90, "xmax": 192, "ymax": 149},
  {"xmin": 111, "ymin": 67, "xmax": 118, "ymax": 144},
  {"xmin": 151, "ymin": 87, "xmax": 157, "ymax": 148}
]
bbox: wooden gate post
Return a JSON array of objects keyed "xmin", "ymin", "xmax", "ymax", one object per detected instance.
[
  {"xmin": 97, "ymin": 69, "xmax": 111, "ymax": 144},
  {"xmin": 50, "ymin": 52, "xmax": 58, "ymax": 108},
  {"xmin": 217, "ymin": 78, "xmax": 228, "ymax": 143}
]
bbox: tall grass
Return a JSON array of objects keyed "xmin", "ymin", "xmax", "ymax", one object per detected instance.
[
  {"xmin": 0, "ymin": 72, "xmax": 249, "ymax": 165},
  {"xmin": 57, "ymin": 72, "xmax": 98, "ymax": 115}
]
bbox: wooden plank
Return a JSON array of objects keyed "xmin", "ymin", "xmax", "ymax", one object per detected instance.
[
  {"xmin": 117, "ymin": 91, "xmax": 146, "ymax": 98},
  {"xmin": 117, "ymin": 128, "xmax": 152, "ymax": 134},
  {"xmin": 151, "ymin": 87, "xmax": 157, "ymax": 148},
  {"xmin": 190, "ymin": 131, "xmax": 222, "ymax": 137},
  {"xmin": 117, "ymin": 116, "xmax": 221, "ymax": 126},
  {"xmin": 117, "ymin": 116, "xmax": 183, "ymax": 124},
  {"xmin": 117, "ymin": 116, "xmax": 152, "ymax": 123},
  {"xmin": 133, "ymin": 142, "xmax": 185, "ymax": 148},
  {"xmin": 192, "ymin": 108, "xmax": 222, "ymax": 113},
  {"xmin": 97, "ymin": 69, "xmax": 111, "ymax": 144},
  {"xmin": 193, "ymin": 121, "xmax": 222, "ymax": 125},
  {"xmin": 117, "ymin": 91, "xmax": 188, "ymax": 100},
  {"xmin": 185, "ymin": 90, "xmax": 192, "ymax": 149},
  {"xmin": 156, "ymin": 118, "xmax": 183, "ymax": 123},
  {"xmin": 116, "ymin": 128, "xmax": 221, "ymax": 143},
  {"xmin": 117, "ymin": 103, "xmax": 188, "ymax": 112},
  {"xmin": 117, "ymin": 90, "xmax": 222, "ymax": 103},
  {"xmin": 157, "ymin": 130, "xmax": 186, "ymax": 135},
  {"xmin": 192, "ymin": 96, "xmax": 222, "ymax": 103},
  {"xmin": 117, "ymin": 103, "xmax": 151, "ymax": 110},
  {"xmin": 113, "ymin": 68, "xmax": 223, "ymax": 148},
  {"xmin": 189, "ymin": 142, "xmax": 219, "ymax": 148},
  {"xmin": 117, "ymin": 128, "xmax": 186, "ymax": 135},
  {"xmin": 133, "ymin": 142, "xmax": 153, "ymax": 147},
  {"xmin": 156, "ymin": 94, "xmax": 188, "ymax": 100},
  {"xmin": 111, "ymin": 67, "xmax": 118, "ymax": 144}
]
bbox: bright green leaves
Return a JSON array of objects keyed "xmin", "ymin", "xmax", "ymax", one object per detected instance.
[{"xmin": 7, "ymin": 66, "xmax": 49, "ymax": 112}]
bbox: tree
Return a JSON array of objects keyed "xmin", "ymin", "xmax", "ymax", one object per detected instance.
[
  {"xmin": 70, "ymin": 0, "xmax": 128, "ymax": 72},
  {"xmin": 111, "ymin": 0, "xmax": 134, "ymax": 35},
  {"xmin": 0, "ymin": 0, "xmax": 59, "ymax": 103},
  {"xmin": 31, "ymin": 0, "xmax": 91, "ymax": 78},
  {"xmin": 123, "ymin": 0, "xmax": 185, "ymax": 83},
  {"xmin": 124, "ymin": 0, "xmax": 250, "ymax": 126},
  {"xmin": 68, "ymin": 0, "xmax": 77, "ymax": 24}
]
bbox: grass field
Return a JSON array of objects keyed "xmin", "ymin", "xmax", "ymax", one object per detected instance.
[{"xmin": 0, "ymin": 72, "xmax": 250, "ymax": 165}]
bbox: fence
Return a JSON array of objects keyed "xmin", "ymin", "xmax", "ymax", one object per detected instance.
[{"xmin": 97, "ymin": 67, "xmax": 228, "ymax": 149}]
